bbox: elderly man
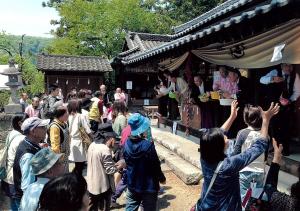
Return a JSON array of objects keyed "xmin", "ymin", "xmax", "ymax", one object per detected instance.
[
  {"xmin": 100, "ymin": 84, "xmax": 110, "ymax": 105},
  {"xmin": 20, "ymin": 148, "xmax": 64, "ymax": 211},
  {"xmin": 87, "ymin": 123, "xmax": 124, "ymax": 211},
  {"xmin": 12, "ymin": 117, "xmax": 49, "ymax": 209},
  {"xmin": 190, "ymin": 75, "xmax": 213, "ymax": 128},
  {"xmin": 260, "ymin": 63, "xmax": 300, "ymax": 155},
  {"xmin": 19, "ymin": 93, "xmax": 28, "ymax": 112},
  {"xmin": 25, "ymin": 97, "xmax": 41, "ymax": 118},
  {"xmin": 167, "ymin": 71, "xmax": 188, "ymax": 120}
]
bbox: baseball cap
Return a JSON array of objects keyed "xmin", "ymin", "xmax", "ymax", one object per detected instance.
[{"xmin": 21, "ymin": 117, "xmax": 50, "ymax": 135}]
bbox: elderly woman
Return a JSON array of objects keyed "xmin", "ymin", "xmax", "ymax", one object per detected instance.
[{"xmin": 48, "ymin": 105, "xmax": 70, "ymax": 173}]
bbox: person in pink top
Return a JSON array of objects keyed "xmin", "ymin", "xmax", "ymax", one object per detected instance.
[
  {"xmin": 25, "ymin": 97, "xmax": 41, "ymax": 118},
  {"xmin": 114, "ymin": 88, "xmax": 126, "ymax": 103},
  {"xmin": 213, "ymin": 66, "xmax": 238, "ymax": 97}
]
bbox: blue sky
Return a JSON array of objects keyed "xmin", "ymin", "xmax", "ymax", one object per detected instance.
[{"xmin": 0, "ymin": 0, "xmax": 59, "ymax": 37}]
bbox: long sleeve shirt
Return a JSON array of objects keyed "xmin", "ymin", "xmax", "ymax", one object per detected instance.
[
  {"xmin": 19, "ymin": 153, "xmax": 35, "ymax": 192},
  {"xmin": 260, "ymin": 69, "xmax": 300, "ymax": 102},
  {"xmin": 87, "ymin": 143, "xmax": 117, "ymax": 195},
  {"xmin": 198, "ymin": 137, "xmax": 268, "ymax": 211}
]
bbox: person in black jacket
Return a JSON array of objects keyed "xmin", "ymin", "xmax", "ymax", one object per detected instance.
[
  {"xmin": 12, "ymin": 117, "xmax": 49, "ymax": 209},
  {"xmin": 260, "ymin": 64, "xmax": 299, "ymax": 155},
  {"xmin": 190, "ymin": 75, "xmax": 214, "ymax": 128}
]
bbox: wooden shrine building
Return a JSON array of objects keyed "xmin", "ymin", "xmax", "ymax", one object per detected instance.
[{"xmin": 37, "ymin": 54, "xmax": 113, "ymax": 98}]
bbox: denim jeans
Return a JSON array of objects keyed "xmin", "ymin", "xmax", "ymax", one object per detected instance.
[
  {"xmin": 239, "ymin": 171, "xmax": 264, "ymax": 202},
  {"xmin": 125, "ymin": 189, "xmax": 158, "ymax": 211},
  {"xmin": 111, "ymin": 173, "xmax": 127, "ymax": 203}
]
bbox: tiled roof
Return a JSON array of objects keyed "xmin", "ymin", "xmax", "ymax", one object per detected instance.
[
  {"xmin": 119, "ymin": 32, "xmax": 172, "ymax": 59},
  {"xmin": 172, "ymin": 0, "xmax": 254, "ymax": 37},
  {"xmin": 121, "ymin": 0, "xmax": 291, "ymax": 65},
  {"xmin": 37, "ymin": 54, "xmax": 113, "ymax": 72}
]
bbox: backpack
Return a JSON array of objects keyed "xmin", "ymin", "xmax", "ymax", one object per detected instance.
[
  {"xmin": 41, "ymin": 96, "xmax": 57, "ymax": 119},
  {"xmin": 41, "ymin": 96, "xmax": 51, "ymax": 119},
  {"xmin": 46, "ymin": 121, "xmax": 64, "ymax": 147},
  {"xmin": 0, "ymin": 132, "xmax": 22, "ymax": 180}
]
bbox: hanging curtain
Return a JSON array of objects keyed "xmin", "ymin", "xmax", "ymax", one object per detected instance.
[
  {"xmin": 184, "ymin": 53, "xmax": 193, "ymax": 84},
  {"xmin": 191, "ymin": 19, "xmax": 300, "ymax": 68},
  {"xmin": 158, "ymin": 52, "xmax": 189, "ymax": 71}
]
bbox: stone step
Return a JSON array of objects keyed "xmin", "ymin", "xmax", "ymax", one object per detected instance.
[
  {"xmin": 155, "ymin": 143, "xmax": 202, "ymax": 185},
  {"xmin": 152, "ymin": 127, "xmax": 201, "ymax": 169}
]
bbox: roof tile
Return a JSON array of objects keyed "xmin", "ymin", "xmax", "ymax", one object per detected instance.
[{"xmin": 37, "ymin": 54, "xmax": 113, "ymax": 72}]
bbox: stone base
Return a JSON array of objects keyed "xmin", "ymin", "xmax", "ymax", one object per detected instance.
[{"xmin": 4, "ymin": 104, "xmax": 23, "ymax": 114}]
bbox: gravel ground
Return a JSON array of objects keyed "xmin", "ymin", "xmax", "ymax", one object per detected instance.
[
  {"xmin": 111, "ymin": 166, "xmax": 201, "ymax": 211},
  {"xmin": 0, "ymin": 164, "xmax": 201, "ymax": 211}
]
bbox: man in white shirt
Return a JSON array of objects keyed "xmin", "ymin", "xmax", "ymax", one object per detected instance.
[
  {"xmin": 260, "ymin": 63, "xmax": 300, "ymax": 155},
  {"xmin": 167, "ymin": 71, "xmax": 188, "ymax": 120},
  {"xmin": 1, "ymin": 115, "xmax": 27, "ymax": 211}
]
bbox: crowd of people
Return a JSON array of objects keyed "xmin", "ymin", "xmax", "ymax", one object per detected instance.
[
  {"xmin": 0, "ymin": 62, "xmax": 299, "ymax": 211},
  {"xmin": 1, "ymin": 83, "xmax": 164, "ymax": 211},
  {"xmin": 155, "ymin": 63, "xmax": 300, "ymax": 154}
]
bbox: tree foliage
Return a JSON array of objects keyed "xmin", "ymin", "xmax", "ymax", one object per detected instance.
[
  {"xmin": 142, "ymin": 0, "xmax": 224, "ymax": 23},
  {"xmin": 44, "ymin": 0, "xmax": 177, "ymax": 58},
  {"xmin": 0, "ymin": 32, "xmax": 47, "ymax": 96},
  {"xmin": 44, "ymin": 0, "xmax": 223, "ymax": 58}
]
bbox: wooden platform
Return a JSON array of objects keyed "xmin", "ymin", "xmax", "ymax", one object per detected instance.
[{"xmin": 143, "ymin": 105, "xmax": 158, "ymax": 119}]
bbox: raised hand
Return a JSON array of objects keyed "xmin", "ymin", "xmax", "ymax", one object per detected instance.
[
  {"xmin": 261, "ymin": 102, "xmax": 280, "ymax": 121},
  {"xmin": 230, "ymin": 100, "xmax": 239, "ymax": 119}
]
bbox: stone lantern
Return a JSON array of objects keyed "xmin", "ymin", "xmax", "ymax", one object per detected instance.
[{"xmin": 1, "ymin": 59, "xmax": 23, "ymax": 113}]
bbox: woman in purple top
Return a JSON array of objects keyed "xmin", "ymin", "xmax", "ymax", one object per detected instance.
[{"xmin": 195, "ymin": 101, "xmax": 279, "ymax": 211}]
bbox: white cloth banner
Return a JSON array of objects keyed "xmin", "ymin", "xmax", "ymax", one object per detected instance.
[{"xmin": 191, "ymin": 19, "xmax": 300, "ymax": 68}]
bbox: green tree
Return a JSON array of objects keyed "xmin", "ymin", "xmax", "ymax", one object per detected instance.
[
  {"xmin": 142, "ymin": 0, "xmax": 224, "ymax": 23},
  {"xmin": 44, "ymin": 0, "xmax": 177, "ymax": 58},
  {"xmin": 0, "ymin": 32, "xmax": 45, "ymax": 95}
]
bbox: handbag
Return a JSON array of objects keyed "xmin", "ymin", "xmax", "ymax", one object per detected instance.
[
  {"xmin": 191, "ymin": 161, "xmax": 224, "ymax": 211},
  {"xmin": 78, "ymin": 116, "xmax": 92, "ymax": 151},
  {"xmin": 244, "ymin": 187, "xmax": 270, "ymax": 211},
  {"xmin": 79, "ymin": 126, "xmax": 92, "ymax": 151},
  {"xmin": 69, "ymin": 114, "xmax": 92, "ymax": 151},
  {"xmin": 0, "ymin": 132, "xmax": 21, "ymax": 180}
]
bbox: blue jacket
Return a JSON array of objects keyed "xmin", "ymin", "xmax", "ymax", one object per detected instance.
[
  {"xmin": 197, "ymin": 138, "xmax": 268, "ymax": 211},
  {"xmin": 124, "ymin": 138, "xmax": 165, "ymax": 193}
]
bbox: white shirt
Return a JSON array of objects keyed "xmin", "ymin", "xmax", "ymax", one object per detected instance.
[
  {"xmin": 199, "ymin": 83, "xmax": 205, "ymax": 95},
  {"xmin": 290, "ymin": 73, "xmax": 300, "ymax": 102},
  {"xmin": 4, "ymin": 130, "xmax": 25, "ymax": 185}
]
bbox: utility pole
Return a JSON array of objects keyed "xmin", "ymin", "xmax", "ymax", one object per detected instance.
[{"xmin": 19, "ymin": 34, "xmax": 25, "ymax": 72}]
